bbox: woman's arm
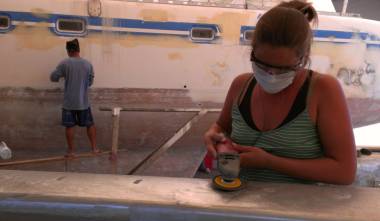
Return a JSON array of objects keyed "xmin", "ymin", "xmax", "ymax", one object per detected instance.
[
  {"xmin": 217, "ymin": 73, "xmax": 252, "ymax": 133},
  {"xmin": 204, "ymin": 73, "xmax": 252, "ymax": 157},
  {"xmin": 237, "ymin": 74, "xmax": 357, "ymax": 185}
]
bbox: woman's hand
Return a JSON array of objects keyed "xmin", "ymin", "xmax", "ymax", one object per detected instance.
[
  {"xmin": 232, "ymin": 143, "xmax": 271, "ymax": 169},
  {"xmin": 204, "ymin": 123, "xmax": 226, "ymax": 158}
]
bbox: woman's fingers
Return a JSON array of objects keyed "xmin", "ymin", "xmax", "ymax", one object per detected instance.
[
  {"xmin": 211, "ymin": 133, "xmax": 226, "ymax": 142},
  {"xmin": 232, "ymin": 143, "xmax": 253, "ymax": 153},
  {"xmin": 204, "ymin": 132, "xmax": 227, "ymax": 158},
  {"xmin": 205, "ymin": 142, "xmax": 217, "ymax": 158},
  {"xmin": 207, "ymin": 147, "xmax": 217, "ymax": 158},
  {"xmin": 204, "ymin": 135, "xmax": 218, "ymax": 158}
]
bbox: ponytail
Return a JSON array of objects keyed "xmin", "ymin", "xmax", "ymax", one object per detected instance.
[
  {"xmin": 251, "ymin": 0, "xmax": 318, "ymax": 59},
  {"xmin": 277, "ymin": 0, "xmax": 318, "ymax": 25}
]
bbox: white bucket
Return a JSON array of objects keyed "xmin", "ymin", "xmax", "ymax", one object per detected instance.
[{"xmin": 0, "ymin": 141, "xmax": 12, "ymax": 160}]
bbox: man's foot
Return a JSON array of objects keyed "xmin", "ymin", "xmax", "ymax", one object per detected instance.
[
  {"xmin": 92, "ymin": 148, "xmax": 102, "ymax": 155},
  {"xmin": 64, "ymin": 152, "xmax": 75, "ymax": 159},
  {"xmin": 109, "ymin": 152, "xmax": 117, "ymax": 161}
]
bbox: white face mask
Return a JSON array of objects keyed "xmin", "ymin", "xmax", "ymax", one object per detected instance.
[{"xmin": 252, "ymin": 63, "xmax": 297, "ymax": 94}]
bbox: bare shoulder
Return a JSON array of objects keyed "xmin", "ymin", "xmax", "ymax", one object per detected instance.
[
  {"xmin": 232, "ymin": 73, "xmax": 253, "ymax": 86},
  {"xmin": 313, "ymin": 72, "xmax": 344, "ymax": 105},
  {"xmin": 312, "ymin": 72, "xmax": 343, "ymax": 96},
  {"xmin": 308, "ymin": 71, "xmax": 347, "ymax": 123},
  {"xmin": 228, "ymin": 73, "xmax": 253, "ymax": 96}
]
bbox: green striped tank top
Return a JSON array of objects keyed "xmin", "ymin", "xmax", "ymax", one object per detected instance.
[{"xmin": 231, "ymin": 72, "xmax": 323, "ymax": 183}]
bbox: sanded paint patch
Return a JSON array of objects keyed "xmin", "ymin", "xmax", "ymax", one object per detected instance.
[
  {"xmin": 30, "ymin": 8, "xmax": 50, "ymax": 19},
  {"xmin": 207, "ymin": 61, "xmax": 229, "ymax": 86},
  {"xmin": 139, "ymin": 9, "xmax": 174, "ymax": 22},
  {"xmin": 117, "ymin": 34, "xmax": 196, "ymax": 48},
  {"xmin": 196, "ymin": 16, "xmax": 209, "ymax": 23},
  {"xmin": 209, "ymin": 70, "xmax": 222, "ymax": 86},
  {"xmin": 311, "ymin": 41, "xmax": 380, "ymax": 99},
  {"xmin": 312, "ymin": 42, "xmax": 365, "ymax": 67},
  {"xmin": 85, "ymin": 27, "xmax": 196, "ymax": 49},
  {"xmin": 186, "ymin": 88, "xmax": 228, "ymax": 103},
  {"xmin": 168, "ymin": 52, "xmax": 183, "ymax": 60},
  {"xmin": 86, "ymin": 31, "xmax": 195, "ymax": 53},
  {"xmin": 207, "ymin": 12, "xmax": 251, "ymax": 42},
  {"xmin": 216, "ymin": 61, "xmax": 227, "ymax": 68},
  {"xmin": 366, "ymin": 49, "xmax": 380, "ymax": 99},
  {"xmin": 11, "ymin": 25, "xmax": 63, "ymax": 50}
]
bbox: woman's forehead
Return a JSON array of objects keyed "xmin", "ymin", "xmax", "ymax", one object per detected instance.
[{"xmin": 254, "ymin": 45, "xmax": 300, "ymax": 66}]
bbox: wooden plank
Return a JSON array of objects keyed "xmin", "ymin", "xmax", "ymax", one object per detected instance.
[
  {"xmin": 0, "ymin": 151, "xmax": 111, "ymax": 166},
  {"xmin": 0, "ymin": 149, "xmax": 155, "ymax": 174},
  {"xmin": 99, "ymin": 107, "xmax": 221, "ymax": 112},
  {"xmin": 110, "ymin": 107, "xmax": 121, "ymax": 160},
  {"xmin": 129, "ymin": 109, "xmax": 208, "ymax": 174},
  {"xmin": 136, "ymin": 112, "xmax": 219, "ymax": 177}
]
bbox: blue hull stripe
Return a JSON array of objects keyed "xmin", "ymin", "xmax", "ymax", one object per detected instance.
[
  {"xmin": 2, "ymin": 11, "xmax": 380, "ymax": 47},
  {"xmin": 2, "ymin": 11, "xmax": 219, "ymax": 32}
]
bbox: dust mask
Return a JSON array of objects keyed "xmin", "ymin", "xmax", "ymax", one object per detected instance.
[{"xmin": 252, "ymin": 63, "xmax": 297, "ymax": 94}]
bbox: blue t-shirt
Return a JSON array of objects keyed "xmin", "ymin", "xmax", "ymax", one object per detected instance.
[{"xmin": 50, "ymin": 57, "xmax": 94, "ymax": 110}]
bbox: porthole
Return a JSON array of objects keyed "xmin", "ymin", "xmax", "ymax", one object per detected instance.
[
  {"xmin": 244, "ymin": 30, "xmax": 254, "ymax": 41},
  {"xmin": 56, "ymin": 19, "xmax": 86, "ymax": 33},
  {"xmin": 191, "ymin": 27, "xmax": 215, "ymax": 41},
  {"xmin": 0, "ymin": 16, "xmax": 10, "ymax": 30}
]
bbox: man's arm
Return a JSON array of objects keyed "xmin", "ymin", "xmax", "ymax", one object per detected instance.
[
  {"xmin": 50, "ymin": 62, "xmax": 65, "ymax": 82},
  {"xmin": 89, "ymin": 64, "xmax": 94, "ymax": 87}
]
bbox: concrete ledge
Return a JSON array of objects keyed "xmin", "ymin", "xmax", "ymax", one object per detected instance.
[{"xmin": 0, "ymin": 170, "xmax": 379, "ymax": 221}]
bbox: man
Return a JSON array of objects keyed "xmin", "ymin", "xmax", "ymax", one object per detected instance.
[{"xmin": 50, "ymin": 39, "xmax": 100, "ymax": 158}]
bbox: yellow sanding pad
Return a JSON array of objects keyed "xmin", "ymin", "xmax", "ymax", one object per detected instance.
[{"xmin": 212, "ymin": 175, "xmax": 243, "ymax": 191}]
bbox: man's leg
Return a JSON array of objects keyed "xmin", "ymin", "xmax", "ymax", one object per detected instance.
[
  {"xmin": 62, "ymin": 109, "xmax": 76, "ymax": 158},
  {"xmin": 65, "ymin": 126, "xmax": 75, "ymax": 158},
  {"xmin": 80, "ymin": 107, "xmax": 100, "ymax": 153},
  {"xmin": 87, "ymin": 125, "xmax": 100, "ymax": 153}
]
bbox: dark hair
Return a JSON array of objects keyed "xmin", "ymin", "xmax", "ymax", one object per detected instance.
[
  {"xmin": 66, "ymin": 38, "xmax": 80, "ymax": 53},
  {"xmin": 251, "ymin": 0, "xmax": 318, "ymax": 64}
]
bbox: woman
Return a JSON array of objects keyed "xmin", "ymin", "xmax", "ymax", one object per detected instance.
[{"xmin": 204, "ymin": 0, "xmax": 356, "ymax": 184}]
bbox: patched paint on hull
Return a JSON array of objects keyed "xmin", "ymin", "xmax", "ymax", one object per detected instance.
[{"xmin": 1, "ymin": 0, "xmax": 380, "ymax": 127}]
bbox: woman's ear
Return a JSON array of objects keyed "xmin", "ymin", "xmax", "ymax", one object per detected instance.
[
  {"xmin": 302, "ymin": 55, "xmax": 307, "ymax": 67},
  {"xmin": 302, "ymin": 44, "xmax": 312, "ymax": 67},
  {"xmin": 301, "ymin": 51, "xmax": 310, "ymax": 67}
]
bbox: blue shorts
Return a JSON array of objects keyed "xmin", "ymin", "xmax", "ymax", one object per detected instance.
[{"xmin": 62, "ymin": 107, "xmax": 94, "ymax": 128}]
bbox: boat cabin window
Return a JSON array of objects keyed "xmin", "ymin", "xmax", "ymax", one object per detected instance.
[
  {"xmin": 57, "ymin": 19, "xmax": 86, "ymax": 33},
  {"xmin": 0, "ymin": 16, "xmax": 10, "ymax": 29},
  {"xmin": 191, "ymin": 28, "xmax": 215, "ymax": 41},
  {"xmin": 244, "ymin": 30, "xmax": 254, "ymax": 42}
]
